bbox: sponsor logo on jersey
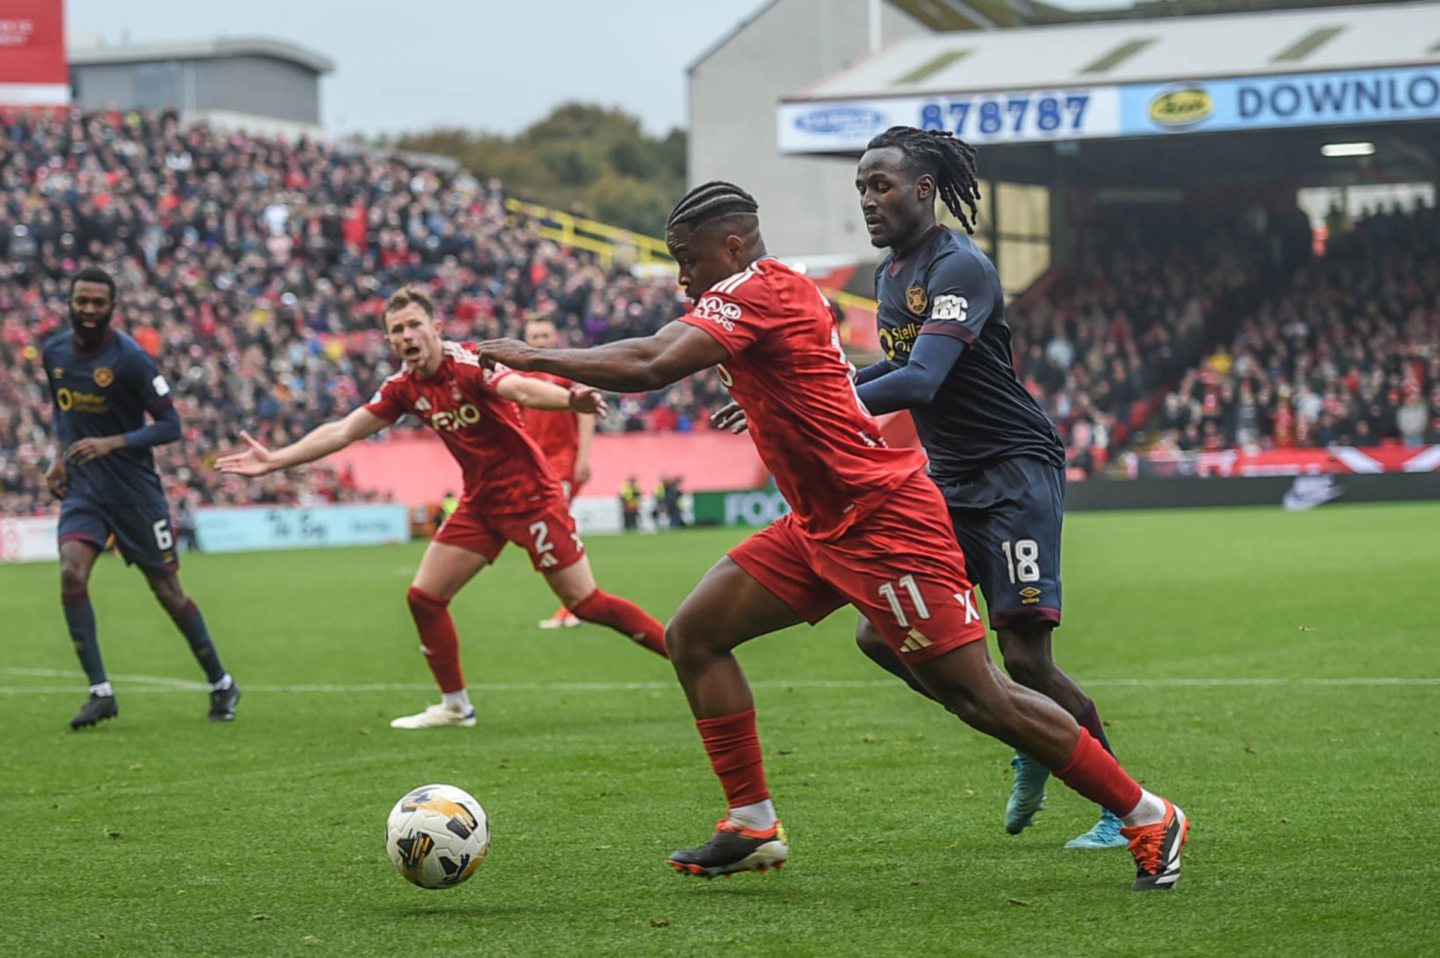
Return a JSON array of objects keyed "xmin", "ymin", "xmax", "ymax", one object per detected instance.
[
  {"xmin": 716, "ymin": 364, "xmax": 734, "ymax": 388},
  {"xmin": 905, "ymin": 285, "xmax": 928, "ymax": 315},
  {"xmin": 878, "ymin": 321, "xmax": 921, "ymax": 360},
  {"xmin": 693, "ymin": 295, "xmax": 742, "ymax": 332},
  {"xmin": 93, "ymin": 367, "xmax": 114, "ymax": 388},
  {"xmin": 430, "ymin": 403, "xmax": 483, "ymax": 432},
  {"xmin": 930, "ymin": 295, "xmax": 968, "ymax": 322},
  {"xmin": 1019, "ymin": 586, "xmax": 1042, "ymax": 605},
  {"xmin": 54, "ymin": 387, "xmax": 107, "ymax": 413}
]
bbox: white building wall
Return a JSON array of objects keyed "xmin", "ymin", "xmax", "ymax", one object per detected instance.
[{"xmin": 688, "ymin": 0, "xmax": 928, "ymax": 259}]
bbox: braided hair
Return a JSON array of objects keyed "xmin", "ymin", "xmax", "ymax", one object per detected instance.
[
  {"xmin": 666, "ymin": 181, "xmax": 760, "ymax": 234},
  {"xmin": 866, "ymin": 126, "xmax": 981, "ymax": 234}
]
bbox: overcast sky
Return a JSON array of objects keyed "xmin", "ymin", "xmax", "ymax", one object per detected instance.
[{"xmin": 67, "ymin": 0, "xmax": 1127, "ymax": 138}]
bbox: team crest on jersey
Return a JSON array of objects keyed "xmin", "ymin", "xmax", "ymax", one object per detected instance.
[
  {"xmin": 905, "ymin": 285, "xmax": 928, "ymax": 315},
  {"xmin": 93, "ymin": 367, "xmax": 114, "ymax": 388}
]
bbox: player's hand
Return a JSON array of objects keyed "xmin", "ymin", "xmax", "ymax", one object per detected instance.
[
  {"xmin": 214, "ymin": 432, "xmax": 277, "ymax": 476},
  {"xmin": 574, "ymin": 460, "xmax": 592, "ymax": 485},
  {"xmin": 66, "ymin": 435, "xmax": 125, "ymax": 465},
  {"xmin": 475, "ymin": 338, "xmax": 538, "ymax": 371},
  {"xmin": 711, "ymin": 401, "xmax": 749, "ymax": 434},
  {"xmin": 568, "ymin": 385, "xmax": 608, "ymax": 419},
  {"xmin": 45, "ymin": 459, "xmax": 68, "ymax": 499}
]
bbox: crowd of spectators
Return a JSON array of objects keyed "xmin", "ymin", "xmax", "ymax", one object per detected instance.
[
  {"xmin": 0, "ymin": 110, "xmax": 693, "ymax": 516},
  {"xmin": 3, "ymin": 111, "xmax": 1435, "ymax": 515},
  {"xmin": 1148, "ymin": 201, "xmax": 1438, "ymax": 454},
  {"xmin": 1009, "ymin": 206, "xmax": 1284, "ymax": 475}
]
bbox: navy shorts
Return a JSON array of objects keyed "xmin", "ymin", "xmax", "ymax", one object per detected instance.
[
  {"xmin": 58, "ymin": 495, "xmax": 180, "ymax": 571},
  {"xmin": 936, "ymin": 457, "xmax": 1063, "ymax": 631}
]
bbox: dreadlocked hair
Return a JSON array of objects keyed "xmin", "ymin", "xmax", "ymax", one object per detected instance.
[
  {"xmin": 666, "ymin": 181, "xmax": 759, "ymax": 232},
  {"xmin": 867, "ymin": 126, "xmax": 981, "ymax": 234}
]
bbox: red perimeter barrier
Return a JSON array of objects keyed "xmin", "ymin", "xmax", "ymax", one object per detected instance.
[{"xmin": 328, "ymin": 429, "xmax": 773, "ymax": 503}]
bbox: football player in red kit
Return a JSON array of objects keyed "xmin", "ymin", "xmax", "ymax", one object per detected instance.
[
  {"xmin": 475, "ymin": 183, "xmax": 1188, "ymax": 892},
  {"xmin": 519, "ymin": 314, "xmax": 595, "ymax": 630},
  {"xmin": 217, "ymin": 286, "xmax": 668, "ymax": 729}
]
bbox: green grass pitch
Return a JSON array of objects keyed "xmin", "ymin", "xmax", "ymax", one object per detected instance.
[{"xmin": 2, "ymin": 502, "xmax": 1438, "ymax": 957}]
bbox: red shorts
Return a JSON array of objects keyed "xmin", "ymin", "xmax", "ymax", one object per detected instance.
[
  {"xmin": 728, "ymin": 470, "xmax": 986, "ymax": 663},
  {"xmin": 435, "ymin": 497, "xmax": 585, "ymax": 574}
]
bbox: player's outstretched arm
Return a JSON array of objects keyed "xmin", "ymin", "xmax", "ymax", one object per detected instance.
[
  {"xmin": 476, "ymin": 321, "xmax": 728, "ymax": 394},
  {"xmin": 215, "ymin": 407, "xmax": 389, "ymax": 476},
  {"xmin": 496, "ymin": 376, "xmax": 609, "ymax": 419},
  {"xmin": 856, "ymin": 333, "xmax": 966, "ymax": 415}
]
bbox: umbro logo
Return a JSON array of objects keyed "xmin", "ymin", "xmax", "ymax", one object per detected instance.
[{"xmin": 414, "ymin": 397, "xmax": 432, "ymax": 411}]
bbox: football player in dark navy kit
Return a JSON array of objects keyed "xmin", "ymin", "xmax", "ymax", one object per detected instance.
[
  {"xmin": 42, "ymin": 267, "xmax": 239, "ymax": 729},
  {"xmin": 852, "ymin": 127, "xmax": 1125, "ymax": 849}
]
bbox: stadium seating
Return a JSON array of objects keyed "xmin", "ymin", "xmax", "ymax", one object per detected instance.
[
  {"xmin": 2, "ymin": 110, "xmax": 1434, "ymax": 512},
  {"xmin": 0, "ymin": 110, "xmax": 695, "ymax": 515}
]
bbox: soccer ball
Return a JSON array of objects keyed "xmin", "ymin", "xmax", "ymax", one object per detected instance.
[{"xmin": 385, "ymin": 784, "xmax": 490, "ymax": 889}]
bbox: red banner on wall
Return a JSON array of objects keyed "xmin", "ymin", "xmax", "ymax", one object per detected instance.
[
  {"xmin": 0, "ymin": 0, "xmax": 68, "ymax": 107},
  {"xmin": 1138, "ymin": 445, "xmax": 1440, "ymax": 479}
]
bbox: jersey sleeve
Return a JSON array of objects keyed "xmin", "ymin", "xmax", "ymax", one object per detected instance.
[
  {"xmin": 919, "ymin": 249, "xmax": 997, "ymax": 345},
  {"xmin": 480, "ymin": 362, "xmax": 515, "ymax": 394},
  {"xmin": 676, "ymin": 271, "xmax": 770, "ymax": 358},
  {"xmin": 364, "ymin": 375, "xmax": 409, "ymax": 423},
  {"xmin": 125, "ymin": 345, "xmax": 175, "ymax": 413}
]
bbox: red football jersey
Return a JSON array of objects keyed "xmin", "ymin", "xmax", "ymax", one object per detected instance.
[
  {"xmin": 365, "ymin": 341, "xmax": 563, "ymax": 513},
  {"xmin": 520, "ymin": 370, "xmax": 580, "ymax": 479},
  {"xmin": 678, "ymin": 259, "xmax": 926, "ymax": 540}
]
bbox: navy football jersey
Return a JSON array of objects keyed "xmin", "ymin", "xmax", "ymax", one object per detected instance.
[
  {"xmin": 874, "ymin": 227, "xmax": 1064, "ymax": 479},
  {"xmin": 42, "ymin": 329, "xmax": 174, "ymax": 504}
]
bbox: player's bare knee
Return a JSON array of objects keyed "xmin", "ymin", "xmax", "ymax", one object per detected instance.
[
  {"xmin": 59, "ymin": 562, "xmax": 88, "ymax": 594},
  {"xmin": 854, "ymin": 621, "xmax": 888, "ymax": 659}
]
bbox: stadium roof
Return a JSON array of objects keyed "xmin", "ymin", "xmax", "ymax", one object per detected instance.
[
  {"xmin": 68, "ymin": 37, "xmax": 335, "ymax": 75},
  {"xmin": 789, "ymin": 2, "xmax": 1439, "ymax": 99}
]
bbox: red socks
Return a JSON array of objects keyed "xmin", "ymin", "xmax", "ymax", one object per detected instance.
[
  {"xmin": 571, "ymin": 590, "xmax": 668, "ymax": 658},
  {"xmin": 1054, "ymin": 727, "xmax": 1143, "ymax": 817},
  {"xmin": 696, "ymin": 708, "xmax": 770, "ymax": 808},
  {"xmin": 406, "ymin": 586, "xmax": 464, "ymax": 693}
]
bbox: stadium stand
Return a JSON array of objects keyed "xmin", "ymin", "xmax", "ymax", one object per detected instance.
[
  {"xmin": 2, "ymin": 110, "xmax": 1434, "ymax": 513},
  {"xmin": 1148, "ymin": 201, "xmax": 1439, "ymax": 455},
  {"xmin": 0, "ymin": 110, "xmax": 698, "ymax": 515}
]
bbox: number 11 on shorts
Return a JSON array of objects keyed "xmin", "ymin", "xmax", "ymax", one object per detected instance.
[{"xmin": 878, "ymin": 574, "xmax": 930, "ymax": 628}]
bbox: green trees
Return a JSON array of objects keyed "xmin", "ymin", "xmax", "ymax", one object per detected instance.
[{"xmin": 393, "ymin": 103, "xmax": 686, "ymax": 238}]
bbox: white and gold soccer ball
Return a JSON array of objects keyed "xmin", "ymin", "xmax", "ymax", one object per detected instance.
[{"xmin": 385, "ymin": 784, "xmax": 490, "ymax": 889}]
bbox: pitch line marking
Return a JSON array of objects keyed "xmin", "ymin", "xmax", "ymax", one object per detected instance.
[{"xmin": 0, "ymin": 668, "xmax": 1437, "ymax": 694}]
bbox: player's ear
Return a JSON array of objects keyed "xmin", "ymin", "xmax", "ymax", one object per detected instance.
[{"xmin": 916, "ymin": 174, "xmax": 935, "ymax": 200}]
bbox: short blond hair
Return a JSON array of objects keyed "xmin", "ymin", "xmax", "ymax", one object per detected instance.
[{"xmin": 384, "ymin": 285, "xmax": 436, "ymax": 319}]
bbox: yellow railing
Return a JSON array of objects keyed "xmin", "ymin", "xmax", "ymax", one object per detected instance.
[
  {"xmin": 504, "ymin": 197, "xmax": 880, "ymax": 319},
  {"xmin": 504, "ymin": 198, "xmax": 674, "ymax": 270}
]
